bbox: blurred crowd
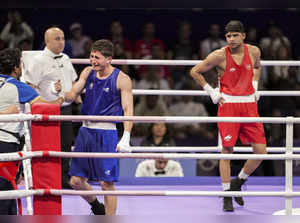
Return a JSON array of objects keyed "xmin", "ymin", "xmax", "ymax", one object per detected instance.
[{"xmin": 1, "ymin": 9, "xmax": 300, "ymax": 177}]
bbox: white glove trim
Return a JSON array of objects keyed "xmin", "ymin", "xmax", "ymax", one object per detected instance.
[
  {"xmin": 252, "ymin": 80, "xmax": 260, "ymax": 101},
  {"xmin": 117, "ymin": 131, "xmax": 131, "ymax": 152},
  {"xmin": 203, "ymin": 83, "xmax": 221, "ymax": 104},
  {"xmin": 252, "ymin": 80, "xmax": 258, "ymax": 91}
]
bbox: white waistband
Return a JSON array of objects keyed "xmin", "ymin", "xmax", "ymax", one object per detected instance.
[
  {"xmin": 221, "ymin": 93, "xmax": 256, "ymax": 103},
  {"xmin": 83, "ymin": 121, "xmax": 116, "ymax": 130}
]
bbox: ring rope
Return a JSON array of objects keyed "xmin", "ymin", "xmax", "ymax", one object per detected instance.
[
  {"xmin": 0, "ymin": 115, "xmax": 299, "ymax": 124},
  {"xmin": 71, "ymin": 58, "xmax": 300, "ymax": 66},
  {"xmin": 130, "ymin": 146, "xmax": 300, "ymax": 153},
  {"xmin": 133, "ymin": 89, "xmax": 300, "ymax": 96},
  {"xmin": 1, "ymin": 189, "xmax": 300, "ymax": 200},
  {"xmin": 47, "ymin": 190, "xmax": 300, "ymax": 197},
  {"xmin": 1, "ymin": 151, "xmax": 300, "ymax": 162}
]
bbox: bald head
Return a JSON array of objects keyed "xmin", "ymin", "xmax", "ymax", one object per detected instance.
[{"xmin": 44, "ymin": 27, "xmax": 65, "ymax": 54}]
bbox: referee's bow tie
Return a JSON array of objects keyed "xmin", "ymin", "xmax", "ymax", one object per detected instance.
[
  {"xmin": 54, "ymin": 55, "xmax": 63, "ymax": 59},
  {"xmin": 154, "ymin": 170, "xmax": 166, "ymax": 175}
]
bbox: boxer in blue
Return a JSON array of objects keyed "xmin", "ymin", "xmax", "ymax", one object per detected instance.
[{"xmin": 65, "ymin": 39, "xmax": 133, "ymax": 215}]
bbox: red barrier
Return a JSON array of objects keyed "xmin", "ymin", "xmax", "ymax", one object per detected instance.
[{"xmin": 31, "ymin": 104, "xmax": 61, "ymax": 215}]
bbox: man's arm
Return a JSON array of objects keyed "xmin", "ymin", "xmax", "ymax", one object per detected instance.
[
  {"xmin": 252, "ymin": 46, "xmax": 262, "ymax": 82},
  {"xmin": 116, "ymin": 72, "xmax": 134, "ymax": 152},
  {"xmin": 26, "ymin": 82, "xmax": 38, "ymax": 91},
  {"xmin": 18, "ymin": 81, "xmax": 64, "ymax": 105},
  {"xmin": 73, "ymin": 81, "xmax": 83, "ymax": 104},
  {"xmin": 64, "ymin": 66, "xmax": 92, "ymax": 103},
  {"xmin": 118, "ymin": 72, "xmax": 133, "ymax": 132},
  {"xmin": 190, "ymin": 50, "xmax": 224, "ymax": 104},
  {"xmin": 32, "ymin": 96, "xmax": 64, "ymax": 105},
  {"xmin": 251, "ymin": 46, "xmax": 262, "ymax": 101},
  {"xmin": 190, "ymin": 50, "xmax": 223, "ymax": 87}
]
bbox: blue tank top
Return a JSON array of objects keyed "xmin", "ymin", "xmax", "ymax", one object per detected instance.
[{"xmin": 81, "ymin": 68, "xmax": 123, "ymax": 116}]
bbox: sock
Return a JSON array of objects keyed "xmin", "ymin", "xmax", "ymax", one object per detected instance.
[
  {"xmin": 89, "ymin": 198, "xmax": 105, "ymax": 215},
  {"xmin": 222, "ymin": 183, "xmax": 230, "ymax": 191},
  {"xmin": 89, "ymin": 198, "xmax": 101, "ymax": 208},
  {"xmin": 238, "ymin": 170, "xmax": 249, "ymax": 180}
]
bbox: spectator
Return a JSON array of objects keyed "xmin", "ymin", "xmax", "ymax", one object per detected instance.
[
  {"xmin": 259, "ymin": 22, "xmax": 291, "ymax": 60},
  {"xmin": 167, "ymin": 20, "xmax": 197, "ymax": 61},
  {"xmin": 140, "ymin": 122, "xmax": 176, "ymax": 147},
  {"xmin": 109, "ymin": 20, "xmax": 132, "ymax": 59},
  {"xmin": 199, "ymin": 24, "xmax": 226, "ymax": 60},
  {"xmin": 17, "ymin": 38, "xmax": 33, "ymax": 51},
  {"xmin": 135, "ymin": 123, "xmax": 183, "ymax": 177},
  {"xmin": 169, "ymin": 94, "xmax": 215, "ymax": 141},
  {"xmin": 67, "ymin": 22, "xmax": 91, "ymax": 58},
  {"xmin": 167, "ymin": 20, "xmax": 198, "ymax": 89},
  {"xmin": 135, "ymin": 64, "xmax": 171, "ymax": 107},
  {"xmin": 113, "ymin": 42, "xmax": 131, "ymax": 75},
  {"xmin": 133, "ymin": 22, "xmax": 165, "ymax": 60},
  {"xmin": 134, "ymin": 94, "xmax": 169, "ymax": 137},
  {"xmin": 245, "ymin": 26, "xmax": 259, "ymax": 46},
  {"xmin": 138, "ymin": 43, "xmax": 170, "ymax": 82},
  {"xmin": 0, "ymin": 39, "xmax": 7, "ymax": 51},
  {"xmin": 0, "ymin": 10, "xmax": 34, "ymax": 49}
]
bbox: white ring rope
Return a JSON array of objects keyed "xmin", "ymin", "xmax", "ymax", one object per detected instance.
[
  {"xmin": 131, "ymin": 146, "xmax": 300, "ymax": 153},
  {"xmin": 0, "ymin": 114, "xmax": 36, "ymax": 122},
  {"xmin": 47, "ymin": 190, "xmax": 300, "ymax": 197},
  {"xmin": 45, "ymin": 116, "xmax": 300, "ymax": 124},
  {"xmin": 1, "ymin": 189, "xmax": 300, "ymax": 200},
  {"xmin": 71, "ymin": 59, "xmax": 300, "ymax": 67},
  {"xmin": 0, "ymin": 190, "xmax": 44, "ymax": 200},
  {"xmin": 1, "ymin": 151, "xmax": 300, "ymax": 162},
  {"xmin": 133, "ymin": 89, "xmax": 300, "ymax": 96},
  {"xmin": 0, "ymin": 115, "xmax": 299, "ymax": 124}
]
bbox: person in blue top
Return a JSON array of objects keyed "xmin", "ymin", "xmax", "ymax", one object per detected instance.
[
  {"xmin": 65, "ymin": 39, "xmax": 133, "ymax": 215},
  {"xmin": 0, "ymin": 48, "xmax": 64, "ymax": 215}
]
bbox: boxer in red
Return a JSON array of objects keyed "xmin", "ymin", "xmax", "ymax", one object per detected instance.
[{"xmin": 190, "ymin": 20, "xmax": 267, "ymax": 212}]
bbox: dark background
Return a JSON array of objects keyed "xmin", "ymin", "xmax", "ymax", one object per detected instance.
[{"xmin": 0, "ymin": 9, "xmax": 299, "ymax": 58}]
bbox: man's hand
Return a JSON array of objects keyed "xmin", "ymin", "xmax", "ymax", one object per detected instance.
[
  {"xmin": 54, "ymin": 80, "xmax": 62, "ymax": 93},
  {"xmin": 51, "ymin": 80, "xmax": 62, "ymax": 95}
]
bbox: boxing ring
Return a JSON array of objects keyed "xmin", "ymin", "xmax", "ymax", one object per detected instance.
[{"xmin": 1, "ymin": 57, "xmax": 300, "ymax": 215}]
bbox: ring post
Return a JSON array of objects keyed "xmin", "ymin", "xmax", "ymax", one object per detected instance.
[
  {"xmin": 285, "ymin": 116, "xmax": 294, "ymax": 215},
  {"xmin": 31, "ymin": 103, "xmax": 62, "ymax": 215},
  {"xmin": 22, "ymin": 103, "xmax": 34, "ymax": 215}
]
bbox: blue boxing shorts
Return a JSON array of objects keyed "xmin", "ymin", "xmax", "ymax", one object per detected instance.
[{"xmin": 69, "ymin": 126, "xmax": 119, "ymax": 182}]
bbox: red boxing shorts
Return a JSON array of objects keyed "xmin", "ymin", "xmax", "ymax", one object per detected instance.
[{"xmin": 217, "ymin": 102, "xmax": 266, "ymax": 147}]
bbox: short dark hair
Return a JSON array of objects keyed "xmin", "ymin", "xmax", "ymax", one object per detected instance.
[
  {"xmin": 0, "ymin": 48, "xmax": 21, "ymax": 75},
  {"xmin": 91, "ymin": 39, "xmax": 114, "ymax": 57},
  {"xmin": 225, "ymin": 20, "xmax": 245, "ymax": 34}
]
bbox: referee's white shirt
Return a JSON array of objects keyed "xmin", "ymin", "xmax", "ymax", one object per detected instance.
[{"xmin": 22, "ymin": 47, "xmax": 78, "ymax": 107}]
